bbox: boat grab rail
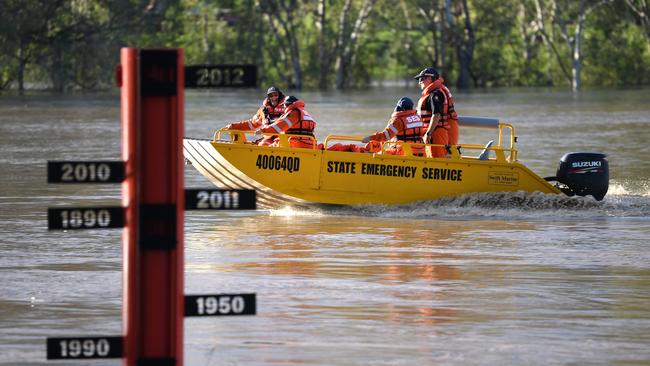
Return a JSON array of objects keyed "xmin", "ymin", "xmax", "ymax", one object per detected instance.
[
  {"xmin": 497, "ymin": 122, "xmax": 517, "ymax": 162},
  {"xmin": 214, "ymin": 128, "xmax": 318, "ymax": 149},
  {"xmin": 213, "ymin": 122, "xmax": 518, "ymax": 161},
  {"xmin": 323, "ymin": 135, "xmax": 364, "ymax": 146},
  {"xmin": 324, "ymin": 134, "xmax": 517, "ymax": 162},
  {"xmin": 276, "ymin": 133, "xmax": 318, "ymax": 149},
  {"xmin": 214, "ymin": 129, "xmax": 250, "ymax": 143}
]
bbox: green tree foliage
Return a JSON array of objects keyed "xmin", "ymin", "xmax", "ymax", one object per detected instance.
[{"xmin": 0, "ymin": 0, "xmax": 648, "ymax": 92}]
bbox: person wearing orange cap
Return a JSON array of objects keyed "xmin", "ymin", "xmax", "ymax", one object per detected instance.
[
  {"xmin": 224, "ymin": 86, "xmax": 286, "ymax": 146},
  {"xmin": 361, "ymin": 97, "xmax": 425, "ymax": 156},
  {"xmin": 254, "ymin": 96, "xmax": 317, "ymax": 149},
  {"xmin": 413, "ymin": 67, "xmax": 459, "ymax": 158}
]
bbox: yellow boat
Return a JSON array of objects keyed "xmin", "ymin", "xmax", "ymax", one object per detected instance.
[{"xmin": 183, "ymin": 117, "xmax": 608, "ymax": 207}]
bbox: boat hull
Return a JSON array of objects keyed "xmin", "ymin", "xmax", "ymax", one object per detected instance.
[{"xmin": 184, "ymin": 138, "xmax": 561, "ymax": 206}]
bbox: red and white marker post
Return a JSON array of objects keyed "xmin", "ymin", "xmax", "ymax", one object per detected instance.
[{"xmin": 120, "ymin": 48, "xmax": 185, "ymax": 366}]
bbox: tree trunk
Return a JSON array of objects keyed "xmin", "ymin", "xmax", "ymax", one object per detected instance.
[
  {"xmin": 432, "ymin": 0, "xmax": 441, "ymax": 69},
  {"xmin": 416, "ymin": 0, "xmax": 442, "ymax": 70},
  {"xmin": 572, "ymin": 5, "xmax": 585, "ymax": 92},
  {"xmin": 456, "ymin": 48, "xmax": 472, "ymax": 89},
  {"xmin": 347, "ymin": 0, "xmax": 376, "ymax": 88},
  {"xmin": 283, "ymin": 6, "xmax": 302, "ymax": 90},
  {"xmin": 202, "ymin": 12, "xmax": 211, "ymax": 62},
  {"xmin": 53, "ymin": 43, "xmax": 65, "ymax": 93},
  {"xmin": 287, "ymin": 33, "xmax": 302, "ymax": 90},
  {"xmin": 18, "ymin": 39, "xmax": 26, "ymax": 95},
  {"xmin": 455, "ymin": 0, "xmax": 474, "ymax": 89},
  {"xmin": 441, "ymin": 0, "xmax": 453, "ymax": 74},
  {"xmin": 317, "ymin": 0, "xmax": 328, "ymax": 90},
  {"xmin": 538, "ymin": 0, "xmax": 610, "ymax": 90},
  {"xmin": 261, "ymin": 1, "xmax": 303, "ymax": 90},
  {"xmin": 262, "ymin": 11, "xmax": 292, "ymax": 87},
  {"xmin": 519, "ymin": 3, "xmax": 533, "ymax": 63},
  {"xmin": 625, "ymin": 0, "xmax": 650, "ymax": 52},
  {"xmin": 533, "ymin": 0, "xmax": 573, "ymax": 83},
  {"xmin": 335, "ymin": 0, "xmax": 376, "ymax": 90},
  {"xmin": 335, "ymin": 0, "xmax": 353, "ymax": 90},
  {"xmin": 400, "ymin": 0, "xmax": 415, "ymax": 86}
]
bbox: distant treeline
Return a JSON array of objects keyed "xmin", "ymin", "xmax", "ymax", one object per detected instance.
[{"xmin": 1, "ymin": 0, "xmax": 649, "ymax": 93}]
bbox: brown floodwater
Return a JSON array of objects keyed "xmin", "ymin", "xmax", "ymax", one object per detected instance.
[{"xmin": 1, "ymin": 88, "xmax": 650, "ymax": 365}]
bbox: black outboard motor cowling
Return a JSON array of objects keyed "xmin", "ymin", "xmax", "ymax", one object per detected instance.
[{"xmin": 554, "ymin": 152, "xmax": 609, "ymax": 200}]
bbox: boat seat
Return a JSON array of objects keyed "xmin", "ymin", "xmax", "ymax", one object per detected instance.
[{"xmin": 478, "ymin": 140, "xmax": 494, "ymax": 160}]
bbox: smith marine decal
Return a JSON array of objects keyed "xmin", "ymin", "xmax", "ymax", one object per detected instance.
[
  {"xmin": 488, "ymin": 172, "xmax": 519, "ymax": 186},
  {"xmin": 256, "ymin": 154, "xmax": 300, "ymax": 172},
  {"xmin": 570, "ymin": 161, "xmax": 603, "ymax": 174}
]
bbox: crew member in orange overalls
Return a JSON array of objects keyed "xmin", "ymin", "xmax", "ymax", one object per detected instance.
[
  {"xmin": 225, "ymin": 86, "xmax": 286, "ymax": 146},
  {"xmin": 413, "ymin": 67, "xmax": 459, "ymax": 158},
  {"xmin": 361, "ymin": 97, "xmax": 425, "ymax": 156},
  {"xmin": 254, "ymin": 96, "xmax": 317, "ymax": 149}
]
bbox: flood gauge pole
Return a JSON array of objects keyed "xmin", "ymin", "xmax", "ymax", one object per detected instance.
[
  {"xmin": 45, "ymin": 48, "xmax": 257, "ymax": 365},
  {"xmin": 120, "ymin": 48, "xmax": 185, "ymax": 366}
]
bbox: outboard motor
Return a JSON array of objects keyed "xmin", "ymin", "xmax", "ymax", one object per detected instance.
[{"xmin": 546, "ymin": 152, "xmax": 609, "ymax": 200}]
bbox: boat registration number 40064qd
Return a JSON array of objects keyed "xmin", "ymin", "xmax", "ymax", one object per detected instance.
[{"xmin": 255, "ymin": 154, "xmax": 300, "ymax": 173}]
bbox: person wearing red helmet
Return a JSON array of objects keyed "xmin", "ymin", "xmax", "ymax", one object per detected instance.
[
  {"xmin": 224, "ymin": 86, "xmax": 286, "ymax": 146},
  {"xmin": 413, "ymin": 67, "xmax": 459, "ymax": 158}
]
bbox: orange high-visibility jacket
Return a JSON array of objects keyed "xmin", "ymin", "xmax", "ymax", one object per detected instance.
[
  {"xmin": 228, "ymin": 97, "xmax": 286, "ymax": 131},
  {"xmin": 367, "ymin": 110, "xmax": 424, "ymax": 143},
  {"xmin": 416, "ymin": 78, "xmax": 458, "ymax": 130},
  {"xmin": 260, "ymin": 99, "xmax": 316, "ymax": 136}
]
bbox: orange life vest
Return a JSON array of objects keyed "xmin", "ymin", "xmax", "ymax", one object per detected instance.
[
  {"xmin": 262, "ymin": 96, "xmax": 286, "ymax": 125},
  {"xmin": 416, "ymin": 78, "xmax": 458, "ymax": 130},
  {"xmin": 262, "ymin": 100, "xmax": 316, "ymax": 137},
  {"xmin": 369, "ymin": 110, "xmax": 424, "ymax": 143},
  {"xmin": 367, "ymin": 110, "xmax": 424, "ymax": 156},
  {"xmin": 394, "ymin": 110, "xmax": 424, "ymax": 142},
  {"xmin": 227, "ymin": 95, "xmax": 286, "ymax": 131}
]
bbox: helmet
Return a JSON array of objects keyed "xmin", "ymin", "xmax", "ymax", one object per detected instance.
[
  {"xmin": 413, "ymin": 67, "xmax": 439, "ymax": 80},
  {"xmin": 284, "ymin": 95, "xmax": 298, "ymax": 106},
  {"xmin": 395, "ymin": 97, "xmax": 414, "ymax": 112},
  {"xmin": 266, "ymin": 86, "xmax": 283, "ymax": 96}
]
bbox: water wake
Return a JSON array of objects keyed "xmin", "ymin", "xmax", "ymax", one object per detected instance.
[{"xmin": 270, "ymin": 188, "xmax": 650, "ymax": 219}]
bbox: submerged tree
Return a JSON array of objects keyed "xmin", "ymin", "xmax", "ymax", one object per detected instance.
[
  {"xmin": 259, "ymin": 0, "xmax": 304, "ymax": 90},
  {"xmin": 533, "ymin": 0, "xmax": 613, "ymax": 91},
  {"xmin": 1, "ymin": 0, "xmax": 650, "ymax": 92},
  {"xmin": 625, "ymin": 0, "xmax": 650, "ymax": 51},
  {"xmin": 334, "ymin": 0, "xmax": 377, "ymax": 90}
]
